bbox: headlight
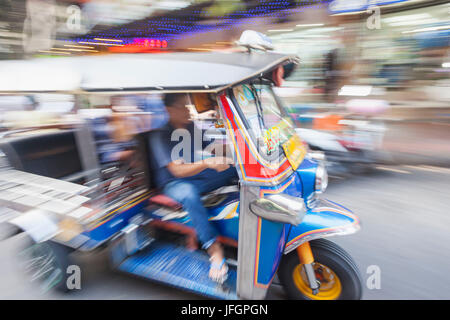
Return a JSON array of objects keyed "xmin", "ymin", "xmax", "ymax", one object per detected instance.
[
  {"xmin": 315, "ymin": 163, "xmax": 328, "ymax": 193},
  {"xmin": 308, "ymin": 151, "xmax": 326, "ymax": 162}
]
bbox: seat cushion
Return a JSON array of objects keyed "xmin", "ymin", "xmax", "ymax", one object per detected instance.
[
  {"xmin": 148, "ymin": 194, "xmax": 182, "ymax": 210},
  {"xmin": 149, "ymin": 183, "xmax": 239, "ymax": 211}
]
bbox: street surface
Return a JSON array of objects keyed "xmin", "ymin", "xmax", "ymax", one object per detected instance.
[{"xmin": 0, "ymin": 164, "xmax": 449, "ymax": 299}]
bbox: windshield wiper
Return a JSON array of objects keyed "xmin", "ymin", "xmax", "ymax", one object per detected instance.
[{"xmin": 251, "ymin": 84, "xmax": 266, "ymax": 131}]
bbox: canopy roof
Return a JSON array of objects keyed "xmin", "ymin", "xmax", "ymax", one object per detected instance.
[{"xmin": 0, "ymin": 52, "xmax": 297, "ymax": 94}]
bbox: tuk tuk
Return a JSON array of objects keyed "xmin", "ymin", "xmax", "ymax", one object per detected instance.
[{"xmin": 0, "ymin": 34, "xmax": 362, "ymax": 300}]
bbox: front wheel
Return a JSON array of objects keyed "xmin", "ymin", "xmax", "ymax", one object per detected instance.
[{"xmin": 278, "ymin": 239, "xmax": 362, "ymax": 300}]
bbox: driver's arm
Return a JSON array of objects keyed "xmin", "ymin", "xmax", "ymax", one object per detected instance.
[
  {"xmin": 167, "ymin": 160, "xmax": 208, "ymax": 178},
  {"xmin": 167, "ymin": 157, "xmax": 232, "ymax": 178},
  {"xmin": 149, "ymin": 126, "xmax": 232, "ymax": 179}
]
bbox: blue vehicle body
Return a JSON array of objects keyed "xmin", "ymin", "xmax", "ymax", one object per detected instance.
[
  {"xmin": 73, "ymin": 73, "xmax": 360, "ymax": 299},
  {"xmin": 77, "ymin": 156, "xmax": 359, "ymax": 293},
  {"xmin": 0, "ymin": 50, "xmax": 362, "ymax": 300}
]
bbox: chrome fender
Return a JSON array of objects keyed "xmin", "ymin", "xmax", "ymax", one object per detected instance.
[{"xmin": 284, "ymin": 199, "xmax": 360, "ymax": 254}]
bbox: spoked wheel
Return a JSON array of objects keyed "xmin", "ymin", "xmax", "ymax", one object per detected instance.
[
  {"xmin": 18, "ymin": 239, "xmax": 73, "ymax": 293},
  {"xmin": 278, "ymin": 239, "xmax": 362, "ymax": 300}
]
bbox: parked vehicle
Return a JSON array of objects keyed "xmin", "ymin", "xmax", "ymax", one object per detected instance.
[{"xmin": 296, "ymin": 117, "xmax": 387, "ymax": 175}]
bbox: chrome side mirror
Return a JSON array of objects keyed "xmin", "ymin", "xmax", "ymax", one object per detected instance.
[{"xmin": 249, "ymin": 194, "xmax": 306, "ymax": 226}]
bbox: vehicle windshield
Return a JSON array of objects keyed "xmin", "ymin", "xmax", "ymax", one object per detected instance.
[{"xmin": 232, "ymin": 83, "xmax": 296, "ymax": 158}]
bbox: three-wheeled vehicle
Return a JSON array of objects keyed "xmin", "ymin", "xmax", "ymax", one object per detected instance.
[{"xmin": 0, "ymin": 35, "xmax": 362, "ymax": 300}]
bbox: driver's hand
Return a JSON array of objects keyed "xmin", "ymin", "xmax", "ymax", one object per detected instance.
[
  {"xmin": 204, "ymin": 110, "xmax": 217, "ymax": 118},
  {"xmin": 173, "ymin": 159, "xmax": 185, "ymax": 165},
  {"xmin": 204, "ymin": 157, "xmax": 234, "ymax": 172}
]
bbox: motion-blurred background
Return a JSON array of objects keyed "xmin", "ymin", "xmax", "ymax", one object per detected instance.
[
  {"xmin": 0, "ymin": 0, "xmax": 449, "ymax": 299},
  {"xmin": 0, "ymin": 0, "xmax": 449, "ymax": 165}
]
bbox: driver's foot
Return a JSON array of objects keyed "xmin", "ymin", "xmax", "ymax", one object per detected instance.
[
  {"xmin": 207, "ymin": 242, "xmax": 228, "ymax": 283},
  {"xmin": 209, "ymin": 254, "xmax": 228, "ymax": 284}
]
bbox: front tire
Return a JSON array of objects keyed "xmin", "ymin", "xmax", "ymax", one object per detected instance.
[{"xmin": 278, "ymin": 239, "xmax": 362, "ymax": 300}]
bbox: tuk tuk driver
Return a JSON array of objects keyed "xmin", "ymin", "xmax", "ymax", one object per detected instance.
[{"xmin": 148, "ymin": 93, "xmax": 237, "ymax": 283}]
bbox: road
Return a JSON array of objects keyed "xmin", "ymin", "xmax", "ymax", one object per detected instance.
[{"xmin": 0, "ymin": 164, "xmax": 449, "ymax": 300}]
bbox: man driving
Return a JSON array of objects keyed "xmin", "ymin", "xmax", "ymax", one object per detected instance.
[{"xmin": 147, "ymin": 93, "xmax": 237, "ymax": 283}]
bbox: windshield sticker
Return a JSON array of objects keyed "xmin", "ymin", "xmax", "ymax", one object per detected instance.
[
  {"xmin": 282, "ymin": 134, "xmax": 306, "ymax": 171},
  {"xmin": 243, "ymin": 85, "xmax": 254, "ymax": 101},
  {"xmin": 234, "ymin": 85, "xmax": 255, "ymax": 108},
  {"xmin": 263, "ymin": 118, "xmax": 295, "ymax": 153},
  {"xmin": 236, "ymin": 91, "xmax": 249, "ymax": 107},
  {"xmin": 263, "ymin": 127, "xmax": 280, "ymax": 154}
]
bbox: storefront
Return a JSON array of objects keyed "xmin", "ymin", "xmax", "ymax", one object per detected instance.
[{"xmin": 269, "ymin": 1, "xmax": 449, "ymax": 102}]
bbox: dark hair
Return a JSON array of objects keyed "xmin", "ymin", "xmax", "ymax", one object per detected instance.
[{"xmin": 163, "ymin": 93, "xmax": 187, "ymax": 107}]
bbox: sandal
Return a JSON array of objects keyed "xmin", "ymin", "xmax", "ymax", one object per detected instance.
[{"xmin": 209, "ymin": 256, "xmax": 229, "ymax": 284}]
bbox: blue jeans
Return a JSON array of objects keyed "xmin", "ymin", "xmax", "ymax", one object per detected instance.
[{"xmin": 163, "ymin": 167, "xmax": 238, "ymax": 249}]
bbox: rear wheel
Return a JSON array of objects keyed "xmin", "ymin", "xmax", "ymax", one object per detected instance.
[
  {"xmin": 18, "ymin": 238, "xmax": 74, "ymax": 293},
  {"xmin": 278, "ymin": 239, "xmax": 362, "ymax": 300}
]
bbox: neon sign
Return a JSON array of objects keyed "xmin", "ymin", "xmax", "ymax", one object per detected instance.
[{"xmin": 133, "ymin": 38, "xmax": 168, "ymax": 49}]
